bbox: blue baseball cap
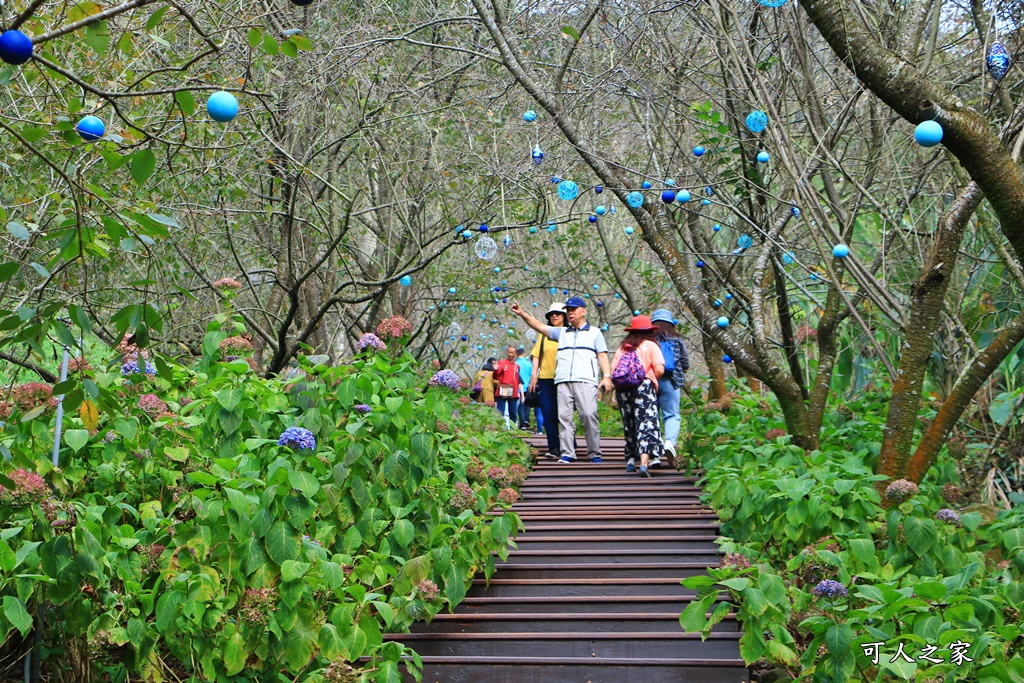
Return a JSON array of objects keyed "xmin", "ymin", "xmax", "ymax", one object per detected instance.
[
  {"xmin": 564, "ymin": 296, "xmax": 587, "ymax": 308},
  {"xmin": 651, "ymin": 309, "xmax": 678, "ymax": 325}
]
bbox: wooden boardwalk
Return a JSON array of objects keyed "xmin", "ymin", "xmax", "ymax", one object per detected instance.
[{"xmin": 389, "ymin": 436, "xmax": 747, "ymax": 682}]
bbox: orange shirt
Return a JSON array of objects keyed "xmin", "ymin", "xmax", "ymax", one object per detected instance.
[{"xmin": 611, "ymin": 340, "xmax": 665, "ymax": 391}]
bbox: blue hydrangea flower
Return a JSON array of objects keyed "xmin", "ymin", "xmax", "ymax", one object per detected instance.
[
  {"xmin": 812, "ymin": 579, "xmax": 848, "ymax": 598},
  {"xmin": 428, "ymin": 369, "xmax": 461, "ymax": 390},
  {"xmin": 278, "ymin": 427, "xmax": 316, "ymax": 451},
  {"xmin": 936, "ymin": 508, "xmax": 962, "ymax": 525},
  {"xmin": 357, "ymin": 333, "xmax": 387, "ymax": 352},
  {"xmin": 354, "ymin": 404, "xmax": 372, "ymax": 413},
  {"xmin": 121, "ymin": 360, "xmax": 140, "ymax": 375}
]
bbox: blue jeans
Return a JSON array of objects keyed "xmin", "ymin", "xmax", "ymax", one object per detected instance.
[
  {"xmin": 537, "ymin": 378, "xmax": 559, "ymax": 454},
  {"xmin": 657, "ymin": 378, "xmax": 681, "ymax": 446},
  {"xmin": 518, "ymin": 400, "xmax": 531, "ymax": 429},
  {"xmin": 496, "ymin": 397, "xmax": 520, "ymax": 423}
]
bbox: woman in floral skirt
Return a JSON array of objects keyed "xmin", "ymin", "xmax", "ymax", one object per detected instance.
[{"xmin": 610, "ymin": 315, "xmax": 666, "ymax": 478}]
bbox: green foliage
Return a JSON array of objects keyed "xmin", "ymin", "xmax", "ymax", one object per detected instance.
[{"xmin": 0, "ymin": 316, "xmax": 527, "ymax": 681}]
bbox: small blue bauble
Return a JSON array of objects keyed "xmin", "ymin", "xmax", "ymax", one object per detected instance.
[
  {"xmin": 717, "ymin": 316, "xmax": 729, "ymax": 328},
  {"xmin": 665, "ymin": 178, "xmax": 675, "ymax": 186},
  {"xmin": 531, "ymin": 145, "xmax": 544, "ymax": 164},
  {"xmin": 914, "ymin": 120, "xmax": 943, "ymax": 147},
  {"xmin": 693, "ymin": 145, "xmax": 705, "ymax": 156},
  {"xmin": 713, "ymin": 224, "xmax": 721, "ymax": 232},
  {"xmin": 529, "ymin": 226, "xmax": 537, "ymax": 234},
  {"xmin": 593, "ymin": 284, "xmax": 600, "ymax": 290},
  {"xmin": 596, "ymin": 301, "xmax": 603, "ymax": 307},
  {"xmin": 207, "ymin": 91, "xmax": 239, "ymax": 122},
  {"xmin": 584, "ymin": 293, "xmax": 590, "ymax": 299},
  {"xmin": 696, "ymin": 260, "xmax": 705, "ymax": 268},
  {"xmin": 479, "ymin": 224, "xmax": 489, "ymax": 232},
  {"xmin": 399, "ymin": 275, "xmax": 412, "ymax": 287},
  {"xmin": 589, "ymin": 215, "xmax": 597, "ymax": 223},
  {"xmin": 725, "ymin": 293, "xmax": 733, "ymax": 300},
  {"xmin": 546, "ymin": 224, "xmax": 557, "ymax": 232},
  {"xmin": 626, "ymin": 191, "xmax": 644, "ymax": 208},
  {"xmin": 502, "ymin": 298, "xmax": 507, "ymax": 303},
  {"xmin": 532, "ymin": 302, "xmax": 538, "ymax": 307},
  {"xmin": 0, "ymin": 30, "xmax": 33, "ymax": 65},
  {"xmin": 461, "ymin": 335, "xmax": 467, "ymax": 341},
  {"xmin": 783, "ymin": 251, "xmax": 795, "ymax": 264},
  {"xmin": 641, "ymin": 181, "xmax": 652, "ymax": 189},
  {"xmin": 633, "ymin": 310, "xmax": 640, "ymax": 316},
  {"xmin": 595, "ymin": 185, "xmax": 603, "ymax": 194},
  {"xmin": 461, "ymin": 230, "xmax": 472, "ymax": 238},
  {"xmin": 678, "ymin": 190, "xmax": 691, "ymax": 203},
  {"xmin": 756, "ymin": 151, "xmax": 770, "ymax": 163},
  {"xmin": 595, "ymin": 205, "xmax": 606, "ymax": 215},
  {"xmin": 833, "ymin": 244, "xmax": 850, "ymax": 258},
  {"xmin": 661, "ymin": 190, "xmax": 676, "ymax": 203},
  {"xmin": 523, "ymin": 109, "xmax": 537, "ymax": 122},
  {"xmin": 448, "ymin": 287, "xmax": 457, "ymax": 294},
  {"xmin": 701, "ymin": 199, "xmax": 711, "ymax": 206},
  {"xmin": 713, "ymin": 299, "xmax": 722, "ymax": 307},
  {"xmin": 76, "ymin": 115, "xmax": 105, "ymax": 141},
  {"xmin": 723, "ymin": 355, "xmax": 733, "ymax": 363},
  {"xmin": 549, "ymin": 287, "xmax": 557, "ymax": 295},
  {"xmin": 558, "ymin": 180, "xmax": 579, "ymax": 200},
  {"xmin": 746, "ymin": 110, "xmax": 768, "ymax": 133},
  {"xmin": 614, "ymin": 293, "xmax": 621, "ymax": 298},
  {"xmin": 625, "ymin": 227, "xmax": 634, "ymax": 235},
  {"xmin": 551, "ymin": 176, "xmax": 561, "ymax": 183},
  {"xmin": 705, "ymin": 186, "xmax": 713, "ymax": 196},
  {"xmin": 737, "ymin": 234, "xmax": 753, "ymax": 249},
  {"xmin": 791, "ymin": 207, "xmax": 801, "ymax": 217}
]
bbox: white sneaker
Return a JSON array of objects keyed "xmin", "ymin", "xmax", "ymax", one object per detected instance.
[
  {"xmin": 664, "ymin": 442, "xmax": 677, "ymax": 468},
  {"xmin": 649, "ymin": 457, "xmax": 662, "ymax": 469}
]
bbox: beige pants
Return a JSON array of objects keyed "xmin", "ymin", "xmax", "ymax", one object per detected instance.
[{"xmin": 557, "ymin": 382, "xmax": 602, "ymax": 459}]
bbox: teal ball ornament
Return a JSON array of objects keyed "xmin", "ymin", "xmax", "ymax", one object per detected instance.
[
  {"xmin": 207, "ymin": 91, "xmax": 239, "ymax": 122},
  {"xmin": 0, "ymin": 30, "xmax": 33, "ymax": 65},
  {"xmin": 713, "ymin": 299, "xmax": 722, "ymax": 307},
  {"xmin": 678, "ymin": 190, "xmax": 691, "ymax": 203},
  {"xmin": 595, "ymin": 205, "xmax": 606, "ymax": 215},
  {"xmin": 713, "ymin": 224, "xmax": 721, "ymax": 232},
  {"xmin": 626, "ymin": 191, "xmax": 644, "ymax": 208},
  {"xmin": 76, "ymin": 115, "xmax": 105, "ymax": 141},
  {"xmin": 756, "ymin": 151, "xmax": 770, "ymax": 163},
  {"xmin": 661, "ymin": 190, "xmax": 676, "ymax": 203},
  {"xmin": 529, "ymin": 226, "xmax": 537, "ymax": 234},
  {"xmin": 717, "ymin": 316, "xmax": 729, "ymax": 328},
  {"xmin": 461, "ymin": 230, "xmax": 472, "ymax": 238},
  {"xmin": 665, "ymin": 178, "xmax": 675, "ymax": 186},
  {"xmin": 523, "ymin": 109, "xmax": 537, "ymax": 122},
  {"xmin": 641, "ymin": 181, "xmax": 652, "ymax": 189},
  {"xmin": 745, "ymin": 110, "xmax": 768, "ymax": 132},
  {"xmin": 832, "ymin": 244, "xmax": 850, "ymax": 258},
  {"xmin": 914, "ymin": 120, "xmax": 943, "ymax": 147},
  {"xmin": 399, "ymin": 275, "xmax": 412, "ymax": 287},
  {"xmin": 693, "ymin": 145, "xmax": 705, "ymax": 156},
  {"xmin": 557, "ymin": 180, "xmax": 579, "ymax": 200},
  {"xmin": 625, "ymin": 227, "xmax": 634, "ymax": 235},
  {"xmin": 633, "ymin": 310, "xmax": 640, "ymax": 316},
  {"xmin": 448, "ymin": 287, "xmax": 457, "ymax": 294}
]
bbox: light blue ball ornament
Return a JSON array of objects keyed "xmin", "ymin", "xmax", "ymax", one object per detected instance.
[
  {"xmin": 461, "ymin": 230, "xmax": 472, "ymax": 238},
  {"xmin": 713, "ymin": 224, "xmax": 721, "ymax": 232},
  {"xmin": 701, "ymin": 199, "xmax": 711, "ymax": 206},
  {"xmin": 546, "ymin": 223, "xmax": 557, "ymax": 232},
  {"xmin": 595, "ymin": 205, "xmax": 606, "ymax": 215},
  {"xmin": 738, "ymin": 234, "xmax": 753, "ymax": 249},
  {"xmin": 725, "ymin": 293, "xmax": 733, "ymax": 300},
  {"xmin": 717, "ymin": 316, "xmax": 729, "ymax": 328},
  {"xmin": 399, "ymin": 275, "xmax": 412, "ymax": 287},
  {"xmin": 665, "ymin": 178, "xmax": 675, "ymax": 186},
  {"xmin": 558, "ymin": 180, "xmax": 579, "ymax": 200},
  {"xmin": 626, "ymin": 191, "xmax": 644, "ymax": 208},
  {"xmin": 782, "ymin": 251, "xmax": 795, "ymax": 265},
  {"xmin": 914, "ymin": 120, "xmax": 943, "ymax": 148},
  {"xmin": 532, "ymin": 302, "xmax": 538, "ymax": 307},
  {"xmin": 207, "ymin": 91, "xmax": 239, "ymax": 122},
  {"xmin": 746, "ymin": 110, "xmax": 768, "ymax": 133},
  {"xmin": 76, "ymin": 115, "xmax": 105, "ymax": 141},
  {"xmin": 550, "ymin": 287, "xmax": 558, "ymax": 295},
  {"xmin": 713, "ymin": 299, "xmax": 722, "ymax": 307},
  {"xmin": 756, "ymin": 151, "xmax": 770, "ymax": 163},
  {"xmin": 693, "ymin": 146, "xmax": 705, "ymax": 156},
  {"xmin": 625, "ymin": 227, "xmax": 634, "ymax": 235},
  {"xmin": 662, "ymin": 190, "xmax": 676, "ymax": 203},
  {"xmin": 448, "ymin": 287, "xmax": 457, "ymax": 294},
  {"xmin": 791, "ymin": 207, "xmax": 801, "ymax": 217},
  {"xmin": 641, "ymin": 181, "xmax": 652, "ymax": 189},
  {"xmin": 523, "ymin": 109, "xmax": 537, "ymax": 122},
  {"xmin": 832, "ymin": 244, "xmax": 850, "ymax": 258},
  {"xmin": 529, "ymin": 226, "xmax": 538, "ymax": 234},
  {"xmin": 633, "ymin": 310, "xmax": 640, "ymax": 316},
  {"xmin": 614, "ymin": 293, "xmax": 621, "ymax": 298},
  {"xmin": 678, "ymin": 190, "xmax": 691, "ymax": 203}
]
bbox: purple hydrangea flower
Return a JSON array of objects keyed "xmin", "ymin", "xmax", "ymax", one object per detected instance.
[
  {"xmin": 357, "ymin": 333, "xmax": 387, "ymax": 352},
  {"xmin": 144, "ymin": 361, "xmax": 156, "ymax": 375},
  {"xmin": 812, "ymin": 579, "xmax": 848, "ymax": 598},
  {"xmin": 428, "ymin": 369, "xmax": 461, "ymax": 390},
  {"xmin": 936, "ymin": 508, "xmax": 962, "ymax": 525},
  {"xmin": 278, "ymin": 426, "xmax": 316, "ymax": 451},
  {"xmin": 354, "ymin": 404, "xmax": 372, "ymax": 413},
  {"xmin": 121, "ymin": 360, "xmax": 140, "ymax": 375}
]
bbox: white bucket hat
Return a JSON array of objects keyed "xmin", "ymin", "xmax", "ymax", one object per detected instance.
[{"xmin": 544, "ymin": 302, "xmax": 567, "ymax": 322}]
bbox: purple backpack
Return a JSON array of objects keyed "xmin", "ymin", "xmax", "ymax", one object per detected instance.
[{"xmin": 612, "ymin": 344, "xmax": 647, "ymax": 389}]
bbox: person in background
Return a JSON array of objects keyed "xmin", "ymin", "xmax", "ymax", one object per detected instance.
[
  {"xmin": 515, "ymin": 346, "xmax": 534, "ymax": 430},
  {"xmin": 472, "ymin": 358, "xmax": 496, "ymax": 403},
  {"xmin": 492, "ymin": 346, "xmax": 522, "ymax": 422},
  {"xmin": 512, "ymin": 297, "xmax": 611, "ymax": 464},
  {"xmin": 528, "ymin": 303, "xmax": 565, "ymax": 458},
  {"xmin": 650, "ymin": 309, "xmax": 690, "ymax": 468},
  {"xmin": 610, "ymin": 315, "xmax": 666, "ymax": 478}
]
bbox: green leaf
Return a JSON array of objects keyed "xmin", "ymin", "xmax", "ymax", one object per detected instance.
[
  {"xmin": 679, "ymin": 592, "xmax": 717, "ymax": 632},
  {"xmin": 719, "ymin": 577, "xmax": 749, "ymax": 591},
  {"xmin": 222, "ymin": 632, "xmax": 246, "ymax": 675},
  {"xmin": 825, "ymin": 623, "xmax": 854, "ymax": 657},
  {"xmin": 174, "ymin": 90, "xmax": 196, "ymax": 116},
  {"xmin": 903, "ymin": 517, "xmax": 939, "ymax": 557},
  {"xmin": 343, "ymin": 525, "xmax": 363, "ymax": 554},
  {"xmin": 3, "ymin": 596, "xmax": 32, "ymax": 636},
  {"xmin": 281, "ymin": 39, "xmax": 298, "ymax": 58},
  {"xmin": 265, "ymin": 521, "xmax": 298, "ymax": 565},
  {"xmin": 0, "ymin": 540, "xmax": 16, "ymax": 573},
  {"xmin": 146, "ymin": 5, "xmax": 169, "ymax": 30},
  {"xmin": 319, "ymin": 623, "xmax": 344, "ymax": 659},
  {"xmin": 130, "ymin": 150, "xmax": 156, "ymax": 187},
  {"xmin": 6, "ymin": 222, "xmax": 29, "ymax": 241},
  {"xmin": 0, "ymin": 262, "xmax": 19, "ymax": 282},
  {"xmin": 376, "ymin": 660, "xmax": 402, "ymax": 683},
  {"xmin": 247, "ymin": 27, "xmax": 263, "ymax": 48},
  {"xmin": 280, "ymin": 559, "xmax": 311, "ymax": 582},
  {"xmin": 216, "ymin": 388, "xmax": 243, "ymax": 410},
  {"xmin": 561, "ymin": 25, "xmax": 580, "ymax": 41},
  {"xmin": 147, "ymin": 213, "xmax": 178, "ymax": 228},
  {"xmin": 392, "ymin": 519, "xmax": 414, "ymax": 548},
  {"xmin": 262, "ymin": 34, "xmax": 279, "ymax": 56},
  {"xmin": 64, "ymin": 429, "xmax": 90, "ymax": 453},
  {"xmin": 30, "ymin": 262, "xmax": 50, "ymax": 279},
  {"xmin": 288, "ymin": 470, "xmax": 320, "ymax": 497},
  {"xmin": 913, "ymin": 581, "xmax": 947, "ymax": 601}
]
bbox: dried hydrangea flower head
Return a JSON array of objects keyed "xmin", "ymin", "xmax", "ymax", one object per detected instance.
[
  {"xmin": 213, "ymin": 277, "xmax": 243, "ymax": 291},
  {"xmin": 884, "ymin": 478, "xmax": 919, "ymax": 503},
  {"xmin": 448, "ymin": 481, "xmax": 477, "ymax": 512},
  {"xmin": 935, "ymin": 508, "xmax": 962, "ymax": 525},
  {"xmin": 376, "ymin": 315, "xmax": 413, "ymax": 339},
  {"xmin": 720, "ymin": 553, "xmax": 751, "ymax": 569},
  {"xmin": 497, "ymin": 488, "xmax": 520, "ymax": 506},
  {"xmin": 138, "ymin": 394, "xmax": 168, "ymax": 417},
  {"xmin": 0, "ymin": 469, "xmax": 49, "ymax": 508}
]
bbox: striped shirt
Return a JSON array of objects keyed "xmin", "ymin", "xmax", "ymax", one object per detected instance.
[{"xmin": 547, "ymin": 323, "xmax": 608, "ymax": 385}]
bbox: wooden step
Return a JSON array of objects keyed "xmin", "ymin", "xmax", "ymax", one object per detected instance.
[
  {"xmin": 467, "ymin": 577, "xmax": 699, "ymax": 598},
  {"xmin": 410, "ymin": 612, "xmax": 739, "ymax": 633},
  {"xmin": 411, "ymin": 659, "xmax": 747, "ymax": 683},
  {"xmin": 387, "ymin": 631, "xmax": 743, "ymax": 658}
]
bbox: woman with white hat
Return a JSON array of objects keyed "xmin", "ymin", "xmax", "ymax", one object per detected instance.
[
  {"xmin": 650, "ymin": 309, "xmax": 690, "ymax": 467},
  {"xmin": 610, "ymin": 314, "xmax": 666, "ymax": 477},
  {"xmin": 528, "ymin": 303, "xmax": 567, "ymax": 459}
]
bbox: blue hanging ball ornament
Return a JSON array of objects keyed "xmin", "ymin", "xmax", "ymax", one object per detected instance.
[
  {"xmin": 502, "ymin": 298, "xmax": 507, "ymax": 303},
  {"xmin": 584, "ymin": 293, "xmax": 590, "ymax": 299},
  {"xmin": 461, "ymin": 230, "xmax": 472, "ymax": 238},
  {"xmin": 717, "ymin": 316, "xmax": 730, "ymax": 328},
  {"xmin": 563, "ymin": 289, "xmax": 569, "ymax": 295},
  {"xmin": 531, "ymin": 145, "xmax": 544, "ymax": 165},
  {"xmin": 705, "ymin": 186, "xmax": 713, "ymax": 196},
  {"xmin": 494, "ymin": 267, "xmax": 501, "ymax": 273},
  {"xmin": 550, "ymin": 287, "xmax": 558, "ymax": 295},
  {"xmin": 207, "ymin": 91, "xmax": 239, "ymax": 122},
  {"xmin": 757, "ymin": 151, "xmax": 770, "ymax": 163},
  {"xmin": 662, "ymin": 190, "xmax": 676, "ymax": 203},
  {"xmin": 546, "ymin": 223, "xmax": 557, "ymax": 232},
  {"xmin": 593, "ymin": 284, "xmax": 600, "ymax": 290},
  {"xmin": 713, "ymin": 299, "xmax": 722, "ymax": 308},
  {"xmin": 479, "ymin": 224, "xmax": 489, "ymax": 232},
  {"xmin": 596, "ymin": 301, "xmax": 603, "ymax": 307},
  {"xmin": 448, "ymin": 287, "xmax": 457, "ymax": 294},
  {"xmin": 588, "ymin": 215, "xmax": 597, "ymax": 223},
  {"xmin": 701, "ymin": 199, "xmax": 711, "ymax": 206},
  {"xmin": 713, "ymin": 223, "xmax": 721, "ymax": 232},
  {"xmin": 810, "ymin": 274, "xmax": 819, "ymax": 281},
  {"xmin": 503, "ymin": 235, "xmax": 512, "ymax": 247},
  {"xmin": 633, "ymin": 310, "xmax": 640, "ymax": 316},
  {"xmin": 601, "ymin": 324, "xmax": 609, "ymax": 331},
  {"xmin": 833, "ymin": 244, "xmax": 850, "ymax": 258},
  {"xmin": 523, "ymin": 109, "xmax": 537, "ymax": 122},
  {"xmin": 461, "ymin": 335, "xmax": 468, "ymax": 341},
  {"xmin": 665, "ymin": 178, "xmax": 675, "ymax": 186},
  {"xmin": 626, "ymin": 191, "xmax": 644, "ymax": 208},
  {"xmin": 595, "ymin": 185, "xmax": 603, "ymax": 194},
  {"xmin": 723, "ymin": 354, "xmax": 733, "ymax": 363},
  {"xmin": 460, "ymin": 304, "xmax": 468, "ymax": 312},
  {"xmin": 399, "ymin": 275, "xmax": 412, "ymax": 287},
  {"xmin": 693, "ymin": 145, "xmax": 705, "ymax": 156},
  {"xmin": 558, "ymin": 180, "xmax": 579, "ymax": 200},
  {"xmin": 532, "ymin": 302, "xmax": 538, "ymax": 307},
  {"xmin": 625, "ymin": 227, "xmax": 634, "ymax": 235},
  {"xmin": 551, "ymin": 176, "xmax": 561, "ymax": 183},
  {"xmin": 678, "ymin": 190, "xmax": 691, "ymax": 203},
  {"xmin": 0, "ymin": 30, "xmax": 33, "ymax": 65},
  {"xmin": 614, "ymin": 293, "xmax": 621, "ymax": 298},
  {"xmin": 783, "ymin": 251, "xmax": 795, "ymax": 265},
  {"xmin": 791, "ymin": 207, "xmax": 801, "ymax": 217},
  {"xmin": 595, "ymin": 205, "xmax": 607, "ymax": 215},
  {"xmin": 987, "ymin": 43, "xmax": 1010, "ymax": 82},
  {"xmin": 641, "ymin": 181, "xmax": 652, "ymax": 189},
  {"xmin": 697, "ymin": 260, "xmax": 705, "ymax": 268},
  {"xmin": 725, "ymin": 293, "xmax": 733, "ymax": 300},
  {"xmin": 76, "ymin": 115, "xmax": 105, "ymax": 142},
  {"xmin": 529, "ymin": 226, "xmax": 538, "ymax": 234},
  {"xmin": 745, "ymin": 110, "xmax": 768, "ymax": 133},
  {"xmin": 914, "ymin": 120, "xmax": 943, "ymax": 148},
  {"xmin": 738, "ymin": 234, "xmax": 753, "ymax": 249}
]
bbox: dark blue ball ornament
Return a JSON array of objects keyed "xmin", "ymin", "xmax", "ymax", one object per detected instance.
[
  {"xmin": 461, "ymin": 336, "xmax": 467, "ymax": 341},
  {"xmin": 589, "ymin": 215, "xmax": 597, "ymax": 223},
  {"xmin": 791, "ymin": 207, "xmax": 801, "ymax": 217},
  {"xmin": 531, "ymin": 145, "xmax": 544, "ymax": 164},
  {"xmin": 595, "ymin": 185, "xmax": 603, "ymax": 194},
  {"xmin": 914, "ymin": 120, "xmax": 943, "ymax": 147},
  {"xmin": 206, "ymin": 91, "xmax": 239, "ymax": 122},
  {"xmin": 551, "ymin": 176, "xmax": 561, "ymax": 183},
  {"xmin": 723, "ymin": 354, "xmax": 733, "ymax": 363},
  {"xmin": 479, "ymin": 224, "xmax": 489, "ymax": 232},
  {"xmin": 697, "ymin": 260, "xmax": 705, "ymax": 268},
  {"xmin": 76, "ymin": 115, "xmax": 105, "ymax": 141},
  {"xmin": 661, "ymin": 190, "xmax": 676, "ymax": 203},
  {"xmin": 0, "ymin": 30, "xmax": 33, "ymax": 65},
  {"xmin": 987, "ymin": 43, "xmax": 1009, "ymax": 82}
]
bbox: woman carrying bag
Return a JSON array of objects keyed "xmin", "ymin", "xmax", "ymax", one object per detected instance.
[
  {"xmin": 528, "ymin": 303, "xmax": 566, "ymax": 459},
  {"xmin": 472, "ymin": 358, "xmax": 496, "ymax": 403},
  {"xmin": 610, "ymin": 315, "xmax": 665, "ymax": 478},
  {"xmin": 650, "ymin": 309, "xmax": 690, "ymax": 468},
  {"xmin": 492, "ymin": 346, "xmax": 522, "ymax": 422}
]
